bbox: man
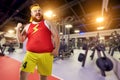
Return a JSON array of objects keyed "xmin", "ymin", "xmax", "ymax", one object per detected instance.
[{"xmin": 16, "ymin": 3, "xmax": 60, "ymax": 80}]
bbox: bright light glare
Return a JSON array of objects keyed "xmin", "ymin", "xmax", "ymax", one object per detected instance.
[
  {"xmin": 100, "ymin": 37, "xmax": 104, "ymax": 40},
  {"xmin": 96, "ymin": 17, "xmax": 104, "ymax": 23},
  {"xmin": 44, "ymin": 10, "xmax": 54, "ymax": 18},
  {"xmin": 97, "ymin": 26, "xmax": 104, "ymax": 30},
  {"xmin": 74, "ymin": 30, "xmax": 80, "ymax": 33},
  {"xmin": 53, "ymin": 14, "xmax": 56, "ymax": 17},
  {"xmin": 59, "ymin": 32, "xmax": 63, "ymax": 35},
  {"xmin": 65, "ymin": 24, "xmax": 72, "ymax": 28},
  {"xmin": 8, "ymin": 30, "xmax": 15, "ymax": 34}
]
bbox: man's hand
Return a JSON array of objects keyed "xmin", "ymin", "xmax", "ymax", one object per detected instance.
[
  {"xmin": 51, "ymin": 49, "xmax": 59, "ymax": 57},
  {"xmin": 16, "ymin": 23, "xmax": 23, "ymax": 30}
]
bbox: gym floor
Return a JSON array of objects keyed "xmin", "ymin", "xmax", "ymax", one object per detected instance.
[{"xmin": 4, "ymin": 47, "xmax": 119, "ymax": 80}]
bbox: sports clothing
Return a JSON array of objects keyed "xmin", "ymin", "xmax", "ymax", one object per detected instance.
[
  {"xmin": 20, "ymin": 51, "xmax": 53, "ymax": 76},
  {"xmin": 26, "ymin": 20, "xmax": 54, "ymax": 53}
]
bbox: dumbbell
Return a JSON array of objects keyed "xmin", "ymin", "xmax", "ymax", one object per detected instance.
[
  {"xmin": 78, "ymin": 53, "xmax": 85, "ymax": 62},
  {"xmin": 96, "ymin": 57, "xmax": 113, "ymax": 71}
]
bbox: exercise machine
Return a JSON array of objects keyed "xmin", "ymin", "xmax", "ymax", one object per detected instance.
[{"xmin": 78, "ymin": 33, "xmax": 113, "ymax": 76}]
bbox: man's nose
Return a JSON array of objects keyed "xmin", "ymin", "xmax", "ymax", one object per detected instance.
[{"xmin": 36, "ymin": 10, "xmax": 40, "ymax": 13}]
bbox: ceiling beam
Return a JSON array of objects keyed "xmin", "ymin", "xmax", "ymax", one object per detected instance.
[
  {"xmin": 77, "ymin": 0, "xmax": 86, "ymax": 15},
  {"xmin": 0, "ymin": 0, "xmax": 31, "ymax": 28},
  {"xmin": 64, "ymin": 0, "xmax": 80, "ymax": 20},
  {"xmin": 77, "ymin": 0, "xmax": 89, "ymax": 31},
  {"xmin": 0, "ymin": 0, "xmax": 16, "ymax": 24},
  {"xmin": 54, "ymin": 0, "xmax": 79, "ymax": 13}
]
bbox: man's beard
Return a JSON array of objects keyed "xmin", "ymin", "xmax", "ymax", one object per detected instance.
[{"xmin": 32, "ymin": 15, "xmax": 43, "ymax": 22}]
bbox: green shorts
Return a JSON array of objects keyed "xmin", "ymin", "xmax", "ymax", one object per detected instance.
[{"xmin": 20, "ymin": 51, "xmax": 53, "ymax": 76}]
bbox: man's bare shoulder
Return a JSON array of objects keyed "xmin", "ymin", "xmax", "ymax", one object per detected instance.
[
  {"xmin": 45, "ymin": 20, "xmax": 56, "ymax": 28},
  {"xmin": 24, "ymin": 23, "xmax": 30, "ymax": 28},
  {"xmin": 24, "ymin": 23, "xmax": 30, "ymax": 31}
]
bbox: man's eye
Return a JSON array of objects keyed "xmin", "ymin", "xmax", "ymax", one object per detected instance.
[{"xmin": 33, "ymin": 10, "xmax": 40, "ymax": 12}]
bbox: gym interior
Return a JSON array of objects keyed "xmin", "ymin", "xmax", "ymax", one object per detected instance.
[{"xmin": 0, "ymin": 0, "xmax": 120, "ymax": 80}]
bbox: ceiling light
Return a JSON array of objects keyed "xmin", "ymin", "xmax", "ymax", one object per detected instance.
[
  {"xmin": 44, "ymin": 10, "xmax": 54, "ymax": 18},
  {"xmin": 97, "ymin": 26, "xmax": 104, "ymax": 30},
  {"xmin": 96, "ymin": 17, "xmax": 104, "ymax": 23},
  {"xmin": 8, "ymin": 30, "xmax": 15, "ymax": 34},
  {"xmin": 74, "ymin": 30, "xmax": 80, "ymax": 33},
  {"xmin": 65, "ymin": 24, "xmax": 72, "ymax": 28}
]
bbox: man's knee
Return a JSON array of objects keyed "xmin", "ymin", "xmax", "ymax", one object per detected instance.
[
  {"xmin": 20, "ymin": 71, "xmax": 29, "ymax": 80},
  {"xmin": 40, "ymin": 75, "xmax": 47, "ymax": 80}
]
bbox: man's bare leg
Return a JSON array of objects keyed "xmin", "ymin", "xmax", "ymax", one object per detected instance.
[
  {"xmin": 20, "ymin": 71, "xmax": 29, "ymax": 80},
  {"xmin": 40, "ymin": 75, "xmax": 47, "ymax": 80}
]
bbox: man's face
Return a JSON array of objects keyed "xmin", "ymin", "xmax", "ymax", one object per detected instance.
[{"xmin": 31, "ymin": 6, "xmax": 43, "ymax": 22}]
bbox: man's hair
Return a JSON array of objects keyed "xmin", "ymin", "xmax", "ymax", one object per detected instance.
[{"xmin": 30, "ymin": 3, "xmax": 41, "ymax": 10}]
